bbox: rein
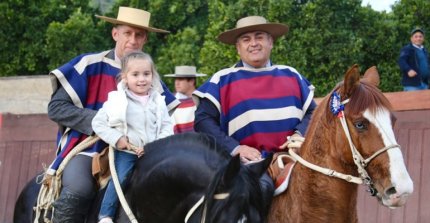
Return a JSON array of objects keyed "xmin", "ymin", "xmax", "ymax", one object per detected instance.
[
  {"xmin": 289, "ymin": 92, "xmax": 399, "ymax": 196},
  {"xmin": 33, "ymin": 135, "xmax": 100, "ymax": 223},
  {"xmin": 184, "ymin": 193, "xmax": 230, "ymax": 223},
  {"xmin": 108, "ymin": 143, "xmax": 143, "ymax": 223}
]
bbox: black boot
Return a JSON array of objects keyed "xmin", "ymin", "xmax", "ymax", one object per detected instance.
[{"xmin": 52, "ymin": 189, "xmax": 93, "ymax": 223}]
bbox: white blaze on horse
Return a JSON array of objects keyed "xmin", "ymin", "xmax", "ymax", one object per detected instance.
[{"xmin": 269, "ymin": 65, "xmax": 413, "ymax": 223}]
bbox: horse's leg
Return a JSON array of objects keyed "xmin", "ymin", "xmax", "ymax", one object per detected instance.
[{"xmin": 13, "ymin": 176, "xmax": 40, "ymax": 223}]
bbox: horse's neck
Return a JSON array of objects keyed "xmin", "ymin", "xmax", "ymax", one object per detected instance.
[{"xmin": 278, "ymin": 124, "xmax": 359, "ymax": 222}]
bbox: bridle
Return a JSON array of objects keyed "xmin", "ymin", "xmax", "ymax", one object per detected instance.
[
  {"xmin": 184, "ymin": 193, "xmax": 230, "ymax": 223},
  {"xmin": 184, "ymin": 192, "xmax": 249, "ymax": 223},
  {"xmin": 289, "ymin": 92, "xmax": 399, "ymax": 196}
]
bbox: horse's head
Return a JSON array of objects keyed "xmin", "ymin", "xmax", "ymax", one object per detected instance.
[
  {"xmin": 328, "ymin": 65, "xmax": 413, "ymax": 208},
  {"xmin": 200, "ymin": 154, "xmax": 272, "ymax": 223}
]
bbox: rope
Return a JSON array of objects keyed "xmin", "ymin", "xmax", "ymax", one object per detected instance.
[
  {"xmin": 108, "ymin": 145, "xmax": 139, "ymax": 223},
  {"xmin": 33, "ymin": 135, "xmax": 100, "ymax": 223}
]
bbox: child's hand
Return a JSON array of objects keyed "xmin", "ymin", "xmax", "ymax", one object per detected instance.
[
  {"xmin": 116, "ymin": 136, "xmax": 128, "ymax": 150},
  {"xmin": 135, "ymin": 147, "xmax": 144, "ymax": 158}
]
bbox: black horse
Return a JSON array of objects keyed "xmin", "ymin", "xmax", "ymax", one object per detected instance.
[{"xmin": 14, "ymin": 133, "xmax": 272, "ymax": 223}]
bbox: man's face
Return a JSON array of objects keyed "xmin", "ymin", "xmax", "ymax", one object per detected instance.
[
  {"xmin": 411, "ymin": 32, "xmax": 425, "ymax": 46},
  {"xmin": 236, "ymin": 31, "xmax": 273, "ymax": 68},
  {"xmin": 175, "ymin": 77, "xmax": 195, "ymax": 94},
  {"xmin": 112, "ymin": 25, "xmax": 148, "ymax": 59}
]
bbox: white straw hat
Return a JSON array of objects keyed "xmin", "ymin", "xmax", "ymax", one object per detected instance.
[
  {"xmin": 96, "ymin": 6, "xmax": 169, "ymax": 33},
  {"xmin": 218, "ymin": 16, "xmax": 288, "ymax": 45},
  {"xmin": 164, "ymin": 66, "xmax": 207, "ymax": 78}
]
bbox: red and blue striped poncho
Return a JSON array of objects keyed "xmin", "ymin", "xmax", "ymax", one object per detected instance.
[
  {"xmin": 194, "ymin": 65, "xmax": 314, "ymax": 152},
  {"xmin": 48, "ymin": 50, "xmax": 179, "ymax": 173},
  {"xmin": 172, "ymin": 97, "xmax": 196, "ymax": 133}
]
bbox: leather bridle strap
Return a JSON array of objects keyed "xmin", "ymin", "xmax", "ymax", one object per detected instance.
[
  {"xmin": 184, "ymin": 193, "xmax": 229, "ymax": 223},
  {"xmin": 288, "ymin": 149, "xmax": 363, "ymax": 184}
]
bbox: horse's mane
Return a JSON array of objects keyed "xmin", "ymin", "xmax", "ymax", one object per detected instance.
[{"xmin": 345, "ymin": 80, "xmax": 392, "ymax": 115}]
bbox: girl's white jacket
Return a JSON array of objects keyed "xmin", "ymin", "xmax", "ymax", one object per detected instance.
[{"xmin": 92, "ymin": 81, "xmax": 173, "ymax": 154}]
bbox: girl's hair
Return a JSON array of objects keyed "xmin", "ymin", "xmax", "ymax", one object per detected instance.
[{"xmin": 119, "ymin": 51, "xmax": 162, "ymax": 92}]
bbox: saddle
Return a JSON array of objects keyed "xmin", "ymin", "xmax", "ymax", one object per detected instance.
[
  {"xmin": 268, "ymin": 152, "xmax": 296, "ymax": 196},
  {"xmin": 92, "ymin": 147, "xmax": 111, "ymax": 189}
]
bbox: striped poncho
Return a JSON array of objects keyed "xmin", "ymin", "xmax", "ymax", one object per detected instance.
[
  {"xmin": 48, "ymin": 50, "xmax": 179, "ymax": 173},
  {"xmin": 194, "ymin": 65, "xmax": 314, "ymax": 152},
  {"xmin": 172, "ymin": 97, "xmax": 197, "ymax": 133}
]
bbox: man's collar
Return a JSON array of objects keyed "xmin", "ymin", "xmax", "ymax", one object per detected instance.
[
  {"xmin": 237, "ymin": 60, "xmax": 272, "ymax": 68},
  {"xmin": 412, "ymin": 43, "xmax": 424, "ymax": 49}
]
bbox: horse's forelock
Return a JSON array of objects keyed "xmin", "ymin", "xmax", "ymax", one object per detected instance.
[{"xmin": 346, "ymin": 81, "xmax": 392, "ymax": 116}]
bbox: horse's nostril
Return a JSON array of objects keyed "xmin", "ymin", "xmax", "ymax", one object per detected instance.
[{"xmin": 385, "ymin": 186, "xmax": 397, "ymax": 196}]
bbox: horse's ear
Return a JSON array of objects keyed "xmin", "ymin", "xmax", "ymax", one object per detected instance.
[
  {"xmin": 362, "ymin": 66, "xmax": 380, "ymax": 87},
  {"xmin": 247, "ymin": 153, "xmax": 273, "ymax": 177},
  {"xmin": 221, "ymin": 155, "xmax": 241, "ymax": 185},
  {"xmin": 341, "ymin": 64, "xmax": 361, "ymax": 97}
]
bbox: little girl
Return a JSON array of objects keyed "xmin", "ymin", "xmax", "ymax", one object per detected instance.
[{"xmin": 92, "ymin": 51, "xmax": 173, "ymax": 223}]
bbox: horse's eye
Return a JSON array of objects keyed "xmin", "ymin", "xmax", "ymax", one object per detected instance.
[{"xmin": 354, "ymin": 121, "xmax": 366, "ymax": 130}]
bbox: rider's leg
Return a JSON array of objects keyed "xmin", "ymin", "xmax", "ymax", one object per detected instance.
[
  {"xmin": 260, "ymin": 172, "xmax": 274, "ymax": 220},
  {"xmin": 98, "ymin": 150, "xmax": 136, "ymax": 221},
  {"xmin": 52, "ymin": 154, "xmax": 96, "ymax": 223}
]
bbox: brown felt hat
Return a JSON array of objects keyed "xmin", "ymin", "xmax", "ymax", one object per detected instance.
[
  {"xmin": 96, "ymin": 6, "xmax": 169, "ymax": 33},
  {"xmin": 218, "ymin": 16, "xmax": 288, "ymax": 45}
]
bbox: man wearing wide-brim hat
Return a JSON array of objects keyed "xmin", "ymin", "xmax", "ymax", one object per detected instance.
[
  {"xmin": 165, "ymin": 66, "xmax": 206, "ymax": 133},
  {"xmin": 193, "ymin": 15, "xmax": 317, "ymax": 220},
  {"xmin": 46, "ymin": 6, "xmax": 179, "ymax": 223}
]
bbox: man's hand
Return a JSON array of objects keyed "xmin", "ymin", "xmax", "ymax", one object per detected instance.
[
  {"xmin": 407, "ymin": 70, "xmax": 417, "ymax": 77},
  {"xmin": 233, "ymin": 145, "xmax": 262, "ymax": 163},
  {"xmin": 279, "ymin": 133, "xmax": 305, "ymax": 153}
]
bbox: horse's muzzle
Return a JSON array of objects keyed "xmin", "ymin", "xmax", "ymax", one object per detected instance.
[{"xmin": 381, "ymin": 186, "xmax": 411, "ymax": 208}]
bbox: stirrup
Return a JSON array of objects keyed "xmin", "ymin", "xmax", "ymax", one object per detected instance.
[{"xmin": 271, "ymin": 154, "xmax": 296, "ymax": 196}]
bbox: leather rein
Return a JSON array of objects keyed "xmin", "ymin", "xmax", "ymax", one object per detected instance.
[
  {"xmin": 185, "ymin": 193, "xmax": 230, "ymax": 223},
  {"xmin": 289, "ymin": 92, "xmax": 399, "ymax": 196}
]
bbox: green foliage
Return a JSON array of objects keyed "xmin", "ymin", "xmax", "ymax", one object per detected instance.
[
  {"xmin": 45, "ymin": 9, "xmax": 110, "ymax": 70},
  {"xmin": 2, "ymin": 0, "xmax": 430, "ymax": 96},
  {"xmin": 0, "ymin": 0, "xmax": 96, "ymax": 76}
]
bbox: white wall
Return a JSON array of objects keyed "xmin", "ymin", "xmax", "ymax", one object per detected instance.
[{"xmin": 0, "ymin": 75, "xmax": 52, "ymax": 114}]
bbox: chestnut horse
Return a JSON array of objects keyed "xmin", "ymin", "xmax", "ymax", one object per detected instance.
[{"xmin": 269, "ymin": 65, "xmax": 413, "ymax": 223}]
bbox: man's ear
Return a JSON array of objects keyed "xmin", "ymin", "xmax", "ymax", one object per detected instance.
[
  {"xmin": 236, "ymin": 42, "xmax": 241, "ymax": 56},
  {"xmin": 112, "ymin": 27, "xmax": 119, "ymax": 41}
]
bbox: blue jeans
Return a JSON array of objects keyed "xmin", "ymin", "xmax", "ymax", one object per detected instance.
[
  {"xmin": 403, "ymin": 82, "xmax": 429, "ymax": 91},
  {"xmin": 99, "ymin": 150, "xmax": 137, "ymax": 219}
]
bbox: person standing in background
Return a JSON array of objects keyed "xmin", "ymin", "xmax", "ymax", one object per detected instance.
[
  {"xmin": 165, "ymin": 66, "xmax": 207, "ymax": 133},
  {"xmin": 398, "ymin": 28, "xmax": 429, "ymax": 91}
]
